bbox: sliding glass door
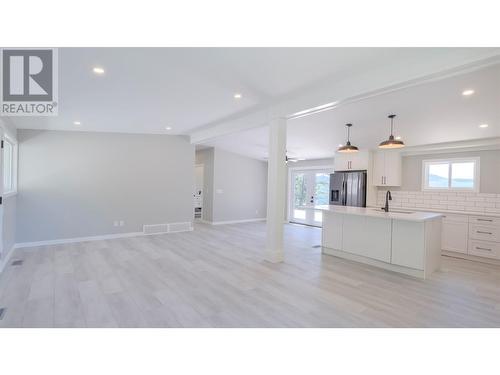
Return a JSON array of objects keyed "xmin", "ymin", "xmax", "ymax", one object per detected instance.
[{"xmin": 289, "ymin": 169, "xmax": 331, "ymax": 227}]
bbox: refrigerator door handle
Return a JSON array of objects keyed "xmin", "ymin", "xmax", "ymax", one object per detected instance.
[
  {"xmin": 342, "ymin": 180, "xmax": 347, "ymax": 205},
  {"xmin": 344, "ymin": 180, "xmax": 348, "ymax": 205}
]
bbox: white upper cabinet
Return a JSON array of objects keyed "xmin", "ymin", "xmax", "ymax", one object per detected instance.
[
  {"xmin": 334, "ymin": 151, "xmax": 369, "ymax": 171},
  {"xmin": 372, "ymin": 150, "xmax": 402, "ymax": 186}
]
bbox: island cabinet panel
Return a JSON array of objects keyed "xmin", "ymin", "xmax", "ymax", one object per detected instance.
[
  {"xmin": 342, "ymin": 215, "xmax": 391, "ymax": 262},
  {"xmin": 392, "ymin": 220, "xmax": 425, "ymax": 270},
  {"xmin": 322, "ymin": 213, "xmax": 343, "ymax": 250}
]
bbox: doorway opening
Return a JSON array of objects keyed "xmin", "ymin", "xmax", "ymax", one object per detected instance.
[{"xmin": 194, "ymin": 164, "xmax": 204, "ymax": 220}]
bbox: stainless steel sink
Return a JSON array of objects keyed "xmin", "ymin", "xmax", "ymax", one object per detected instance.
[{"xmin": 371, "ymin": 208, "xmax": 414, "ymax": 214}]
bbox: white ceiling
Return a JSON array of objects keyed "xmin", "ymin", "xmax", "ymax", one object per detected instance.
[
  {"xmin": 10, "ymin": 47, "xmax": 500, "ymax": 136},
  {"xmin": 203, "ymin": 63, "xmax": 500, "ymax": 160}
]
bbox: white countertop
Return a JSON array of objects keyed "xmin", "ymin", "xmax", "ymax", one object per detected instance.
[
  {"xmin": 395, "ymin": 206, "xmax": 500, "ymax": 218},
  {"xmin": 315, "ymin": 205, "xmax": 443, "ymax": 222}
]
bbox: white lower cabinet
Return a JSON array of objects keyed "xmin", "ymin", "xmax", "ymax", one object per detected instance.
[
  {"xmin": 440, "ymin": 214, "xmax": 500, "ymax": 262},
  {"xmin": 441, "ymin": 215, "xmax": 468, "ymax": 254},
  {"xmin": 469, "ymin": 224, "xmax": 500, "ymax": 242},
  {"xmin": 468, "ymin": 239, "xmax": 500, "ymax": 259}
]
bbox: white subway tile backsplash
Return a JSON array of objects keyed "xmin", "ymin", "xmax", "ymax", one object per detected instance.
[
  {"xmin": 475, "ymin": 202, "xmax": 496, "ymax": 208},
  {"xmin": 376, "ymin": 190, "xmax": 500, "ymax": 213},
  {"xmin": 466, "ymin": 196, "xmax": 485, "ymax": 202}
]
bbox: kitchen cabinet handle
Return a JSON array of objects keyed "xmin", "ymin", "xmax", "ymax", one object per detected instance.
[
  {"xmin": 476, "ymin": 246, "xmax": 492, "ymax": 251},
  {"xmin": 381, "ymin": 176, "xmax": 383, "ymax": 185},
  {"xmin": 477, "ymin": 218, "xmax": 493, "ymax": 222},
  {"xmin": 477, "ymin": 231, "xmax": 493, "ymax": 235}
]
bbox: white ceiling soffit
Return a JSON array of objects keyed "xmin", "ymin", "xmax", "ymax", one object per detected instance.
[
  {"xmin": 190, "ymin": 51, "xmax": 500, "ymax": 143},
  {"xmin": 202, "ymin": 63, "xmax": 500, "ymax": 160}
]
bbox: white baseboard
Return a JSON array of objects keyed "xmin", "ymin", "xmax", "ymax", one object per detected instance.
[
  {"xmin": 14, "ymin": 223, "xmax": 194, "ymax": 250},
  {"xmin": 14, "ymin": 231, "xmax": 145, "ymax": 249},
  {"xmin": 209, "ymin": 218, "xmax": 266, "ymax": 225},
  {"xmin": 0, "ymin": 245, "xmax": 16, "ymax": 274}
]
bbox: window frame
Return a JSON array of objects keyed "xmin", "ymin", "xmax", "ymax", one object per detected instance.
[
  {"xmin": 421, "ymin": 157, "xmax": 480, "ymax": 192},
  {"xmin": 2, "ymin": 135, "xmax": 18, "ymax": 197}
]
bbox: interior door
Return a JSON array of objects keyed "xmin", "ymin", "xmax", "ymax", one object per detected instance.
[{"xmin": 290, "ymin": 169, "xmax": 331, "ymax": 227}]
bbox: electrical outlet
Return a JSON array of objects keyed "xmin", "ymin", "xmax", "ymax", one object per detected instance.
[
  {"xmin": 119, "ymin": 220, "xmax": 125, "ymax": 227},
  {"xmin": 113, "ymin": 221, "xmax": 119, "ymax": 227}
]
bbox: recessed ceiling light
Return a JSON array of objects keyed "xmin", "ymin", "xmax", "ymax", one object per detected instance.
[
  {"xmin": 479, "ymin": 124, "xmax": 489, "ymax": 128},
  {"xmin": 73, "ymin": 121, "xmax": 81, "ymax": 125},
  {"xmin": 93, "ymin": 67, "xmax": 105, "ymax": 75},
  {"xmin": 234, "ymin": 93, "xmax": 242, "ymax": 99},
  {"xmin": 462, "ymin": 89, "xmax": 475, "ymax": 96},
  {"xmin": 165, "ymin": 126, "xmax": 172, "ymax": 130}
]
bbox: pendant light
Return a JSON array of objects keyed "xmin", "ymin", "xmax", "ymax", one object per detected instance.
[
  {"xmin": 337, "ymin": 123, "xmax": 359, "ymax": 153},
  {"xmin": 379, "ymin": 114, "xmax": 405, "ymax": 149}
]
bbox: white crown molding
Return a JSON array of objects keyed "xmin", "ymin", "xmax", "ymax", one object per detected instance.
[{"xmin": 400, "ymin": 137, "xmax": 500, "ymax": 156}]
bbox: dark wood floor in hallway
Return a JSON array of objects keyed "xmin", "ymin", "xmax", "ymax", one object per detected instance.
[{"xmin": 1, "ymin": 221, "xmax": 500, "ymax": 327}]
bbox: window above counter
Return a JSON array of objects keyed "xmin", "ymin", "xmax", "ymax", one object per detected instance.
[{"xmin": 422, "ymin": 157, "xmax": 480, "ymax": 192}]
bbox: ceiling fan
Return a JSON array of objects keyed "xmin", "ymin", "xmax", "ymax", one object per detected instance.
[{"xmin": 263, "ymin": 150, "xmax": 305, "ymax": 163}]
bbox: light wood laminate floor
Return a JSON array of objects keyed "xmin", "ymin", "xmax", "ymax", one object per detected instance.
[{"xmin": 1, "ymin": 222, "xmax": 500, "ymax": 327}]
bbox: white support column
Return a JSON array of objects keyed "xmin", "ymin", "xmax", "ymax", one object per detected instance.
[{"xmin": 265, "ymin": 117, "xmax": 287, "ymax": 263}]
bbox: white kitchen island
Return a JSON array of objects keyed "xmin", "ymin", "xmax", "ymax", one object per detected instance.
[{"xmin": 317, "ymin": 205, "xmax": 443, "ymax": 279}]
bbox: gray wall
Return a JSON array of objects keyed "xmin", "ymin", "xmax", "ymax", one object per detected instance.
[
  {"xmin": 0, "ymin": 119, "xmax": 17, "ymax": 262},
  {"xmin": 398, "ymin": 150, "xmax": 500, "ymax": 193},
  {"xmin": 17, "ymin": 130, "xmax": 195, "ymax": 243},
  {"xmin": 211, "ymin": 148, "xmax": 268, "ymax": 223},
  {"xmin": 195, "ymin": 148, "xmax": 214, "ymax": 222}
]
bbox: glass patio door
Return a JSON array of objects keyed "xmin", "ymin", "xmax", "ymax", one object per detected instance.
[{"xmin": 290, "ymin": 169, "xmax": 330, "ymax": 227}]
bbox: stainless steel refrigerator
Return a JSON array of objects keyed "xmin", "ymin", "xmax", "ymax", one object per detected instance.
[{"xmin": 329, "ymin": 171, "xmax": 367, "ymax": 207}]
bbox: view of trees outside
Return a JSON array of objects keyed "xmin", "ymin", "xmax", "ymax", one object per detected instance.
[
  {"xmin": 314, "ymin": 173, "xmax": 329, "ymax": 205},
  {"xmin": 294, "ymin": 174, "xmax": 307, "ymax": 206},
  {"xmin": 293, "ymin": 172, "xmax": 330, "ymax": 206},
  {"xmin": 292, "ymin": 170, "xmax": 330, "ymax": 225}
]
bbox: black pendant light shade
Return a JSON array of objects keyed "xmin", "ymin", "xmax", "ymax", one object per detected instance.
[
  {"xmin": 337, "ymin": 123, "xmax": 359, "ymax": 153},
  {"xmin": 379, "ymin": 114, "xmax": 405, "ymax": 149}
]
